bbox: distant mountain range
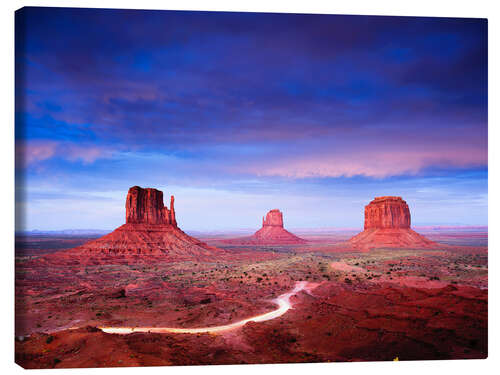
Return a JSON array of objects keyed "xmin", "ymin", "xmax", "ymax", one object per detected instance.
[
  {"xmin": 17, "ymin": 225, "xmax": 487, "ymax": 237},
  {"xmin": 17, "ymin": 229, "xmax": 112, "ymax": 236}
]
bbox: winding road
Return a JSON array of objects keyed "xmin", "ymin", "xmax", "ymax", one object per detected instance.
[{"xmin": 99, "ymin": 281, "xmax": 313, "ymax": 335}]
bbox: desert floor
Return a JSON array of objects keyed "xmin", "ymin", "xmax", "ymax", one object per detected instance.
[{"xmin": 15, "ymin": 229, "xmax": 487, "ymax": 368}]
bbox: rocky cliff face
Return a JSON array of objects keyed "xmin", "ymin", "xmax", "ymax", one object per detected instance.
[
  {"xmin": 364, "ymin": 196, "xmax": 410, "ymax": 230},
  {"xmin": 262, "ymin": 209, "xmax": 284, "ymax": 227},
  {"xmin": 349, "ymin": 196, "xmax": 437, "ymax": 251},
  {"xmin": 126, "ymin": 186, "xmax": 176, "ymax": 226}
]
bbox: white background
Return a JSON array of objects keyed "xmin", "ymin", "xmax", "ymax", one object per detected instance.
[{"xmin": 1, "ymin": 0, "xmax": 498, "ymax": 374}]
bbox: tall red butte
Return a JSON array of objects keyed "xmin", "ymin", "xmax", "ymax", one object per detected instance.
[
  {"xmin": 70, "ymin": 186, "xmax": 220, "ymax": 259},
  {"xmin": 224, "ymin": 209, "xmax": 307, "ymax": 245},
  {"xmin": 349, "ymin": 196, "xmax": 437, "ymax": 250}
]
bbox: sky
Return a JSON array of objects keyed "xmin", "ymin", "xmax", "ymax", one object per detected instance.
[{"xmin": 15, "ymin": 7, "xmax": 488, "ymax": 231}]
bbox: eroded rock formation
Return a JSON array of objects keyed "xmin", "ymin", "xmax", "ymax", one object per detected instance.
[
  {"xmin": 262, "ymin": 209, "xmax": 284, "ymax": 227},
  {"xmin": 224, "ymin": 209, "xmax": 306, "ymax": 245},
  {"xmin": 69, "ymin": 186, "xmax": 220, "ymax": 259},
  {"xmin": 349, "ymin": 196, "xmax": 437, "ymax": 251},
  {"xmin": 126, "ymin": 186, "xmax": 177, "ymax": 226},
  {"xmin": 364, "ymin": 196, "xmax": 410, "ymax": 229}
]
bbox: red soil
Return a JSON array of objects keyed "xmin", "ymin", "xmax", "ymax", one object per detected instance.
[
  {"xmin": 349, "ymin": 228, "xmax": 437, "ymax": 251},
  {"xmin": 15, "ymin": 279, "xmax": 487, "ymax": 368},
  {"xmin": 69, "ymin": 223, "xmax": 221, "ymax": 258}
]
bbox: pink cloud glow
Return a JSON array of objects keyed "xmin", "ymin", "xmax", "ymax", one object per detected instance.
[
  {"xmin": 16, "ymin": 141, "xmax": 58, "ymax": 165},
  {"xmin": 16, "ymin": 141, "xmax": 113, "ymax": 166},
  {"xmin": 247, "ymin": 146, "xmax": 487, "ymax": 179}
]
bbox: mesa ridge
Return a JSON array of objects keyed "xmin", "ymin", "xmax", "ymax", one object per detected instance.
[{"xmin": 349, "ymin": 196, "xmax": 437, "ymax": 251}]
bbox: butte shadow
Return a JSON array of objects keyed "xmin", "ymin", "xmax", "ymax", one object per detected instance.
[{"xmin": 348, "ymin": 196, "xmax": 438, "ymax": 251}]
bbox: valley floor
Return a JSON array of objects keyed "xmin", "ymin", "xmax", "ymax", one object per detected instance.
[{"xmin": 15, "ymin": 231, "xmax": 487, "ymax": 368}]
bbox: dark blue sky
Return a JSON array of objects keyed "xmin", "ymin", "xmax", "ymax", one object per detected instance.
[{"xmin": 15, "ymin": 7, "xmax": 487, "ymax": 230}]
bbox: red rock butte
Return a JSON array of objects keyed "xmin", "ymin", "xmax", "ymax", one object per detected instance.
[
  {"xmin": 126, "ymin": 186, "xmax": 177, "ymax": 226},
  {"xmin": 68, "ymin": 186, "xmax": 221, "ymax": 258},
  {"xmin": 224, "ymin": 209, "xmax": 307, "ymax": 245},
  {"xmin": 349, "ymin": 196, "xmax": 437, "ymax": 250},
  {"xmin": 261, "ymin": 209, "xmax": 284, "ymax": 227}
]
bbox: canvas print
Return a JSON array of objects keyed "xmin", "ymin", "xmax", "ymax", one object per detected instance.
[{"xmin": 15, "ymin": 7, "xmax": 487, "ymax": 368}]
